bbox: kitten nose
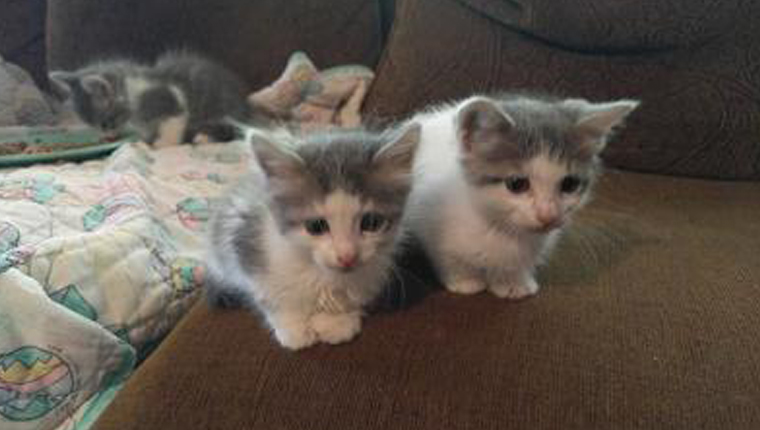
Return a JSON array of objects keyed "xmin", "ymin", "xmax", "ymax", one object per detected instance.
[
  {"xmin": 535, "ymin": 204, "xmax": 561, "ymax": 229},
  {"xmin": 337, "ymin": 253, "xmax": 358, "ymax": 269},
  {"xmin": 536, "ymin": 213, "xmax": 560, "ymax": 227}
]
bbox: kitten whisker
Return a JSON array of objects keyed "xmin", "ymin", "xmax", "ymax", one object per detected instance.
[
  {"xmin": 205, "ymin": 126, "xmax": 421, "ymax": 350},
  {"xmin": 404, "ymin": 93, "xmax": 638, "ymax": 300}
]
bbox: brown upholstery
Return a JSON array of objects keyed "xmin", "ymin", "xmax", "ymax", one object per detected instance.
[
  {"xmin": 46, "ymin": 0, "xmax": 385, "ymax": 91},
  {"xmin": 457, "ymin": 0, "xmax": 741, "ymax": 51},
  {"xmin": 92, "ymin": 170, "xmax": 760, "ymax": 430},
  {"xmin": 0, "ymin": 0, "xmax": 48, "ymax": 89},
  {"xmin": 364, "ymin": 0, "xmax": 760, "ymax": 180},
  {"xmin": 39, "ymin": 0, "xmax": 759, "ymax": 428}
]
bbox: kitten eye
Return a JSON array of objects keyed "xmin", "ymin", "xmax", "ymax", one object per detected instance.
[
  {"xmin": 505, "ymin": 176, "xmax": 530, "ymax": 194},
  {"xmin": 560, "ymin": 175, "xmax": 583, "ymax": 194},
  {"xmin": 304, "ymin": 218, "xmax": 330, "ymax": 235},
  {"xmin": 360, "ymin": 212, "xmax": 387, "ymax": 233}
]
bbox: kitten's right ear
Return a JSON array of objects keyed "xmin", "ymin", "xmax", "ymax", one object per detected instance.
[
  {"xmin": 249, "ymin": 131, "xmax": 304, "ymax": 179},
  {"xmin": 456, "ymin": 97, "xmax": 517, "ymax": 159}
]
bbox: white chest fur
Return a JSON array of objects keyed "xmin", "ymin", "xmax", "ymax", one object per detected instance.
[
  {"xmin": 439, "ymin": 200, "xmax": 549, "ymax": 272},
  {"xmin": 408, "ymin": 103, "xmax": 554, "ymax": 278},
  {"xmin": 255, "ymin": 218, "xmax": 387, "ymax": 314}
]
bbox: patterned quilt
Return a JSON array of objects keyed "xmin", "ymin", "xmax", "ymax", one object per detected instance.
[
  {"xmin": 0, "ymin": 141, "xmax": 252, "ymax": 430},
  {"xmin": 0, "ymin": 50, "xmax": 375, "ymax": 430}
]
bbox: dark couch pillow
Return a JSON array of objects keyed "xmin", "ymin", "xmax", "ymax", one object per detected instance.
[
  {"xmin": 458, "ymin": 0, "xmax": 742, "ymax": 52},
  {"xmin": 365, "ymin": 0, "xmax": 760, "ymax": 180},
  {"xmin": 46, "ymin": 0, "xmax": 384, "ymax": 92},
  {"xmin": 0, "ymin": 0, "xmax": 48, "ymax": 90}
]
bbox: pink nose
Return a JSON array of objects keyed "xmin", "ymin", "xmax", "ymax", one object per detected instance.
[
  {"xmin": 535, "ymin": 203, "xmax": 560, "ymax": 228},
  {"xmin": 337, "ymin": 254, "xmax": 358, "ymax": 268},
  {"xmin": 537, "ymin": 213, "xmax": 560, "ymax": 227}
]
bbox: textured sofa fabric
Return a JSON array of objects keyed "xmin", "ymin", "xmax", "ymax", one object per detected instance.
[
  {"xmin": 46, "ymin": 0, "xmax": 385, "ymax": 91},
  {"xmin": 0, "ymin": 0, "xmax": 48, "ymax": 89},
  {"xmin": 365, "ymin": 0, "xmax": 760, "ymax": 180},
  {"xmin": 37, "ymin": 0, "xmax": 759, "ymax": 428},
  {"xmin": 458, "ymin": 0, "xmax": 743, "ymax": 51},
  {"xmin": 92, "ymin": 171, "xmax": 760, "ymax": 430}
]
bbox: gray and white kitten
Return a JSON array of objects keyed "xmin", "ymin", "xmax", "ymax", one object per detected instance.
[
  {"xmin": 405, "ymin": 94, "xmax": 639, "ymax": 299},
  {"xmin": 205, "ymin": 124, "xmax": 421, "ymax": 350},
  {"xmin": 50, "ymin": 51, "xmax": 250, "ymax": 146}
]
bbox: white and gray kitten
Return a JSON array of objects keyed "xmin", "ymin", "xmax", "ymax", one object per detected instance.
[
  {"xmin": 205, "ymin": 125, "xmax": 421, "ymax": 350},
  {"xmin": 405, "ymin": 94, "xmax": 639, "ymax": 299},
  {"xmin": 50, "ymin": 50, "xmax": 251, "ymax": 146}
]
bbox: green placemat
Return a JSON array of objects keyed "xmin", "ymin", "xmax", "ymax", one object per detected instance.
[{"xmin": 0, "ymin": 126, "xmax": 139, "ymax": 168}]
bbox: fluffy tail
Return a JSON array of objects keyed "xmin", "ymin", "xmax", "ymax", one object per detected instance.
[{"xmin": 203, "ymin": 269, "xmax": 253, "ymax": 309}]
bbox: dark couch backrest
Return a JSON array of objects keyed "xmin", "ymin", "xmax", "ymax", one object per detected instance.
[{"xmin": 46, "ymin": 0, "xmax": 388, "ymax": 92}]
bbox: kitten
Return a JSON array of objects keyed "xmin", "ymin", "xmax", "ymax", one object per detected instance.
[
  {"xmin": 405, "ymin": 93, "xmax": 638, "ymax": 299},
  {"xmin": 205, "ymin": 124, "xmax": 421, "ymax": 350},
  {"xmin": 49, "ymin": 50, "xmax": 251, "ymax": 146}
]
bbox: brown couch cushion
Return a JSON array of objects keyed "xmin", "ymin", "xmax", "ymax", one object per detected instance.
[
  {"xmin": 46, "ymin": 0, "xmax": 384, "ymax": 91},
  {"xmin": 458, "ymin": 0, "xmax": 741, "ymax": 51},
  {"xmin": 93, "ymin": 170, "xmax": 760, "ymax": 430},
  {"xmin": 365, "ymin": 0, "xmax": 760, "ymax": 180},
  {"xmin": 0, "ymin": 0, "xmax": 48, "ymax": 89}
]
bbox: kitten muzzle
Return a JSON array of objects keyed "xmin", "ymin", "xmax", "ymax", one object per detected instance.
[
  {"xmin": 533, "ymin": 219, "xmax": 563, "ymax": 233},
  {"xmin": 337, "ymin": 253, "xmax": 359, "ymax": 270}
]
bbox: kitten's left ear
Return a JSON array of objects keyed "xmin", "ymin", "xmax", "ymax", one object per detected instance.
[
  {"xmin": 373, "ymin": 123, "xmax": 421, "ymax": 173},
  {"xmin": 570, "ymin": 99, "xmax": 640, "ymax": 153}
]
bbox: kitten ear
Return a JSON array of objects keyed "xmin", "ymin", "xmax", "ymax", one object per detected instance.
[
  {"xmin": 48, "ymin": 71, "xmax": 75, "ymax": 101},
  {"xmin": 249, "ymin": 130, "xmax": 304, "ymax": 180},
  {"xmin": 373, "ymin": 123, "xmax": 421, "ymax": 172},
  {"xmin": 49, "ymin": 70, "xmax": 77, "ymax": 85},
  {"xmin": 569, "ymin": 99, "xmax": 640, "ymax": 153},
  {"xmin": 80, "ymin": 74, "xmax": 114, "ymax": 100},
  {"xmin": 456, "ymin": 97, "xmax": 517, "ymax": 159},
  {"xmin": 370, "ymin": 124, "xmax": 421, "ymax": 189}
]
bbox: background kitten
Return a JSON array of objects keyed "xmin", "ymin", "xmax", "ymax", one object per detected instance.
[
  {"xmin": 205, "ymin": 124, "xmax": 421, "ymax": 350},
  {"xmin": 50, "ymin": 50, "xmax": 251, "ymax": 146},
  {"xmin": 405, "ymin": 93, "xmax": 639, "ymax": 299}
]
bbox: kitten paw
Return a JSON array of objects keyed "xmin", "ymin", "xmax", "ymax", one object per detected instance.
[
  {"xmin": 272, "ymin": 322, "xmax": 318, "ymax": 350},
  {"xmin": 193, "ymin": 133, "xmax": 211, "ymax": 145},
  {"xmin": 310, "ymin": 312, "xmax": 362, "ymax": 345},
  {"xmin": 489, "ymin": 277, "xmax": 539, "ymax": 300},
  {"xmin": 445, "ymin": 279, "xmax": 487, "ymax": 295}
]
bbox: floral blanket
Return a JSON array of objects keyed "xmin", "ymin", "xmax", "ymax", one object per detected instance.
[
  {"xmin": 0, "ymin": 141, "xmax": 253, "ymax": 430},
  {"xmin": 0, "ymin": 51, "xmax": 374, "ymax": 430}
]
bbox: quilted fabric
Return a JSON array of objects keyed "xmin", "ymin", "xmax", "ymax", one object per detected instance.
[{"xmin": 0, "ymin": 141, "xmax": 252, "ymax": 430}]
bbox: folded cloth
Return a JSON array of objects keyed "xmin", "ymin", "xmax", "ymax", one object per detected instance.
[
  {"xmin": 248, "ymin": 51, "xmax": 374, "ymax": 132},
  {"xmin": 0, "ymin": 140, "xmax": 252, "ymax": 430},
  {"xmin": 0, "ymin": 55, "xmax": 58, "ymax": 127}
]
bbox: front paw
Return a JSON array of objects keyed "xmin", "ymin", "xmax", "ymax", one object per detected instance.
[
  {"xmin": 310, "ymin": 312, "xmax": 362, "ymax": 345},
  {"xmin": 489, "ymin": 277, "xmax": 539, "ymax": 300},
  {"xmin": 272, "ymin": 321, "xmax": 318, "ymax": 350},
  {"xmin": 445, "ymin": 278, "xmax": 487, "ymax": 295}
]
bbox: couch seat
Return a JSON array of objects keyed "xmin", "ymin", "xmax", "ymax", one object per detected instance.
[{"xmin": 93, "ymin": 170, "xmax": 760, "ymax": 430}]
